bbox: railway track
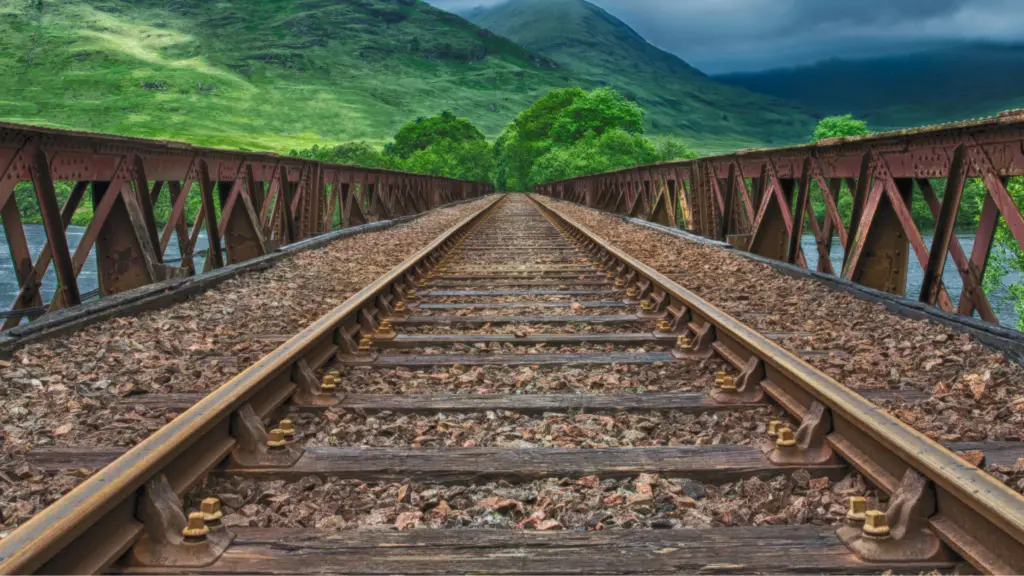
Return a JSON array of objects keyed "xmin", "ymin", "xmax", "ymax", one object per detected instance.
[{"xmin": 1, "ymin": 193, "xmax": 1023, "ymax": 574}]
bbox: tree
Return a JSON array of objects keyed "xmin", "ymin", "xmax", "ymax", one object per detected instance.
[
  {"xmin": 403, "ymin": 140, "xmax": 494, "ymax": 183},
  {"xmin": 290, "ymin": 142, "xmax": 389, "ymax": 167},
  {"xmin": 387, "ymin": 110, "xmax": 485, "ymax": 159},
  {"xmin": 528, "ymin": 129, "xmax": 657, "ymax": 184},
  {"xmin": 494, "ymin": 86, "xmax": 678, "ymax": 191},
  {"xmin": 549, "ymin": 87, "xmax": 645, "ymax": 144},
  {"xmin": 812, "ymin": 114, "xmax": 870, "ymax": 142}
]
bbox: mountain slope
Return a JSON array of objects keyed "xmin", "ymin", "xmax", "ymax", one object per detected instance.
[
  {"xmin": 715, "ymin": 43, "xmax": 1024, "ymax": 130},
  {"xmin": 0, "ymin": 0, "xmax": 572, "ymax": 151},
  {"xmin": 465, "ymin": 0, "xmax": 817, "ymax": 151}
]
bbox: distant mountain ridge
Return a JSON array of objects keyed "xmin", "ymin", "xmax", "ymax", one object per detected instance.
[
  {"xmin": 0, "ymin": 0, "xmax": 574, "ymax": 151},
  {"xmin": 463, "ymin": 0, "xmax": 816, "ymax": 151},
  {"xmin": 715, "ymin": 43, "xmax": 1024, "ymax": 130}
]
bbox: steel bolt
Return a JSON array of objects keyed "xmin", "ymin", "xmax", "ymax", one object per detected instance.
[
  {"xmin": 182, "ymin": 511, "xmax": 210, "ymax": 540},
  {"xmin": 767, "ymin": 420, "xmax": 781, "ymax": 438},
  {"xmin": 267, "ymin": 428, "xmax": 287, "ymax": 449},
  {"xmin": 776, "ymin": 427, "xmax": 797, "ymax": 448},
  {"xmin": 416, "ymin": 279, "xmax": 426, "ymax": 287},
  {"xmin": 200, "ymin": 497, "xmax": 223, "ymax": 524},
  {"xmin": 615, "ymin": 278, "xmax": 626, "ymax": 287},
  {"xmin": 407, "ymin": 289, "xmax": 418, "ymax": 299},
  {"xmin": 719, "ymin": 375, "xmax": 736, "ymax": 392},
  {"xmin": 846, "ymin": 496, "xmax": 867, "ymax": 524},
  {"xmin": 280, "ymin": 419, "xmax": 296, "ymax": 441},
  {"xmin": 394, "ymin": 301, "xmax": 407, "ymax": 313},
  {"xmin": 640, "ymin": 299, "xmax": 652, "ymax": 311},
  {"xmin": 657, "ymin": 319, "xmax": 671, "ymax": 332},
  {"xmin": 321, "ymin": 375, "xmax": 338, "ymax": 391},
  {"xmin": 358, "ymin": 336, "xmax": 373, "ymax": 352},
  {"xmin": 330, "ymin": 369, "xmax": 343, "ymax": 378},
  {"xmin": 676, "ymin": 335, "xmax": 691, "ymax": 349},
  {"xmin": 626, "ymin": 287, "xmax": 638, "ymax": 298},
  {"xmin": 378, "ymin": 320, "xmax": 393, "ymax": 332},
  {"xmin": 606, "ymin": 270, "xmax": 616, "ymax": 278},
  {"xmin": 862, "ymin": 510, "xmax": 891, "ymax": 538}
]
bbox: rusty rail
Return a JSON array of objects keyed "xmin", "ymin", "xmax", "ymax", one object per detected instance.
[
  {"xmin": 534, "ymin": 111, "xmax": 1024, "ymax": 324},
  {"xmin": 0, "ymin": 122, "xmax": 492, "ymax": 328},
  {"xmin": 0, "ymin": 194, "xmax": 504, "ymax": 574},
  {"xmin": 529, "ymin": 194, "xmax": 1024, "ymax": 574}
]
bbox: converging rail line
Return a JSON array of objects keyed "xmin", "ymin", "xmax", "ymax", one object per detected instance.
[{"xmin": 2, "ymin": 192, "xmax": 1024, "ymax": 574}]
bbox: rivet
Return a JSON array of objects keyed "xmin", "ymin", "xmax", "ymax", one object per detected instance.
[
  {"xmin": 200, "ymin": 497, "xmax": 223, "ymax": 524},
  {"xmin": 862, "ymin": 510, "xmax": 891, "ymax": 538},
  {"xmin": 776, "ymin": 427, "xmax": 797, "ymax": 447},
  {"xmin": 846, "ymin": 496, "xmax": 867, "ymax": 524},
  {"xmin": 267, "ymin": 428, "xmax": 287, "ymax": 449},
  {"xmin": 182, "ymin": 511, "xmax": 210, "ymax": 540},
  {"xmin": 767, "ymin": 420, "xmax": 781, "ymax": 438}
]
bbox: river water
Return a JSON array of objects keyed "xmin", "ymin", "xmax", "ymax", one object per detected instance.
[
  {"xmin": 0, "ymin": 224, "xmax": 208, "ymax": 310},
  {"xmin": 798, "ymin": 234, "xmax": 1021, "ymax": 326},
  {"xmin": 0, "ymin": 226, "xmax": 1019, "ymax": 327}
]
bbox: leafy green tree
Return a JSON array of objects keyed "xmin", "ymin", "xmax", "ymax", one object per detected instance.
[
  {"xmin": 494, "ymin": 86, "xmax": 683, "ymax": 191},
  {"xmin": 528, "ymin": 129, "xmax": 656, "ymax": 184},
  {"xmin": 812, "ymin": 114, "xmax": 870, "ymax": 141},
  {"xmin": 549, "ymin": 87, "xmax": 645, "ymax": 144},
  {"xmin": 386, "ymin": 110, "xmax": 485, "ymax": 159},
  {"xmin": 981, "ymin": 177, "xmax": 1024, "ymax": 328},
  {"xmin": 290, "ymin": 142, "xmax": 389, "ymax": 168},
  {"xmin": 403, "ymin": 140, "xmax": 494, "ymax": 183},
  {"xmin": 653, "ymin": 136, "xmax": 698, "ymax": 162}
]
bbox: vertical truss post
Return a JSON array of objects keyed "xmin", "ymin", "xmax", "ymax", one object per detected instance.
[
  {"xmin": 131, "ymin": 155, "xmax": 162, "ymax": 263},
  {"xmin": 30, "ymin": 148, "xmax": 81, "ymax": 307},
  {"xmin": 787, "ymin": 157, "xmax": 812, "ymax": 265},
  {"xmin": 720, "ymin": 163, "xmax": 737, "ymax": 240},
  {"xmin": 921, "ymin": 145, "xmax": 967, "ymax": 307},
  {"xmin": 198, "ymin": 162, "xmax": 224, "ymax": 270}
]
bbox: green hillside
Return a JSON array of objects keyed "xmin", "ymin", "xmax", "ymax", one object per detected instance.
[
  {"xmin": 0, "ymin": 0, "xmax": 575, "ymax": 151},
  {"xmin": 715, "ymin": 43, "xmax": 1024, "ymax": 130},
  {"xmin": 464, "ymin": 0, "xmax": 817, "ymax": 152}
]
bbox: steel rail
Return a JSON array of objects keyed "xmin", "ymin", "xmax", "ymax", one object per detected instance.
[
  {"xmin": 0, "ymin": 194, "xmax": 505, "ymax": 575},
  {"xmin": 529, "ymin": 194, "xmax": 1024, "ymax": 575}
]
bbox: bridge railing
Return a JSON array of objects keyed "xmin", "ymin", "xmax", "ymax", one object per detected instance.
[
  {"xmin": 535, "ymin": 111, "xmax": 1024, "ymax": 325},
  {"xmin": 0, "ymin": 122, "xmax": 491, "ymax": 327}
]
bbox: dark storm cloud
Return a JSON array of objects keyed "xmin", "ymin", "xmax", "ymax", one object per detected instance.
[{"xmin": 425, "ymin": 0, "xmax": 1024, "ymax": 72}]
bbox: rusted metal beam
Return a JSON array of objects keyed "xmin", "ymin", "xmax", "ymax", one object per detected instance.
[
  {"xmin": 0, "ymin": 122, "xmax": 490, "ymax": 323},
  {"xmin": 535, "ymin": 111, "xmax": 1024, "ymax": 324}
]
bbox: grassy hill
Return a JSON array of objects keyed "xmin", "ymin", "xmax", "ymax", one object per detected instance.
[
  {"xmin": 715, "ymin": 43, "xmax": 1024, "ymax": 130},
  {"xmin": 464, "ymin": 0, "xmax": 817, "ymax": 152},
  {"xmin": 0, "ymin": 0, "xmax": 576, "ymax": 151}
]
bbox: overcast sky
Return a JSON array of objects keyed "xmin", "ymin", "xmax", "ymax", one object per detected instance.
[{"xmin": 425, "ymin": 0, "xmax": 1024, "ymax": 73}]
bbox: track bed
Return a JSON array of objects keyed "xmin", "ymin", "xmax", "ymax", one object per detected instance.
[{"xmin": 2, "ymin": 195, "xmax": 1023, "ymax": 574}]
